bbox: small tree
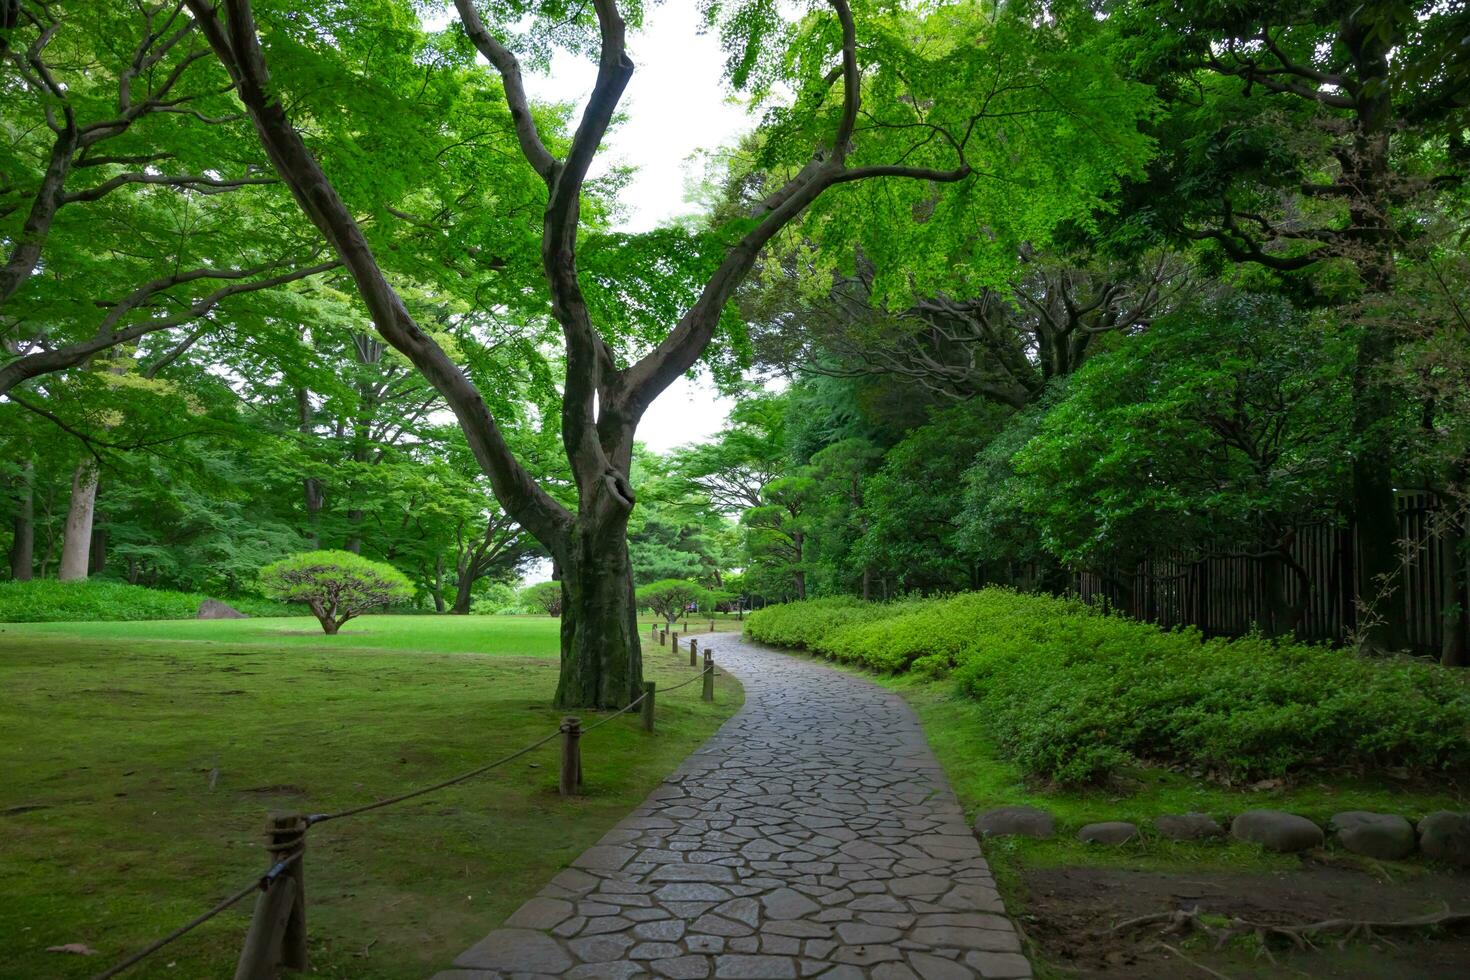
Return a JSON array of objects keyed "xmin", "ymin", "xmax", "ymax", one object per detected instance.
[
  {"xmin": 259, "ymin": 550, "xmax": 411, "ymax": 635},
  {"xmin": 519, "ymin": 581, "xmax": 563, "ymax": 616},
  {"xmin": 637, "ymin": 579, "xmax": 711, "ymax": 628}
]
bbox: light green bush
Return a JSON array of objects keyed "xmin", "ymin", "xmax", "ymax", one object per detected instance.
[
  {"xmin": 745, "ymin": 590, "xmax": 1470, "ymax": 786},
  {"xmin": 0, "ymin": 579, "xmax": 291, "ymax": 622},
  {"xmin": 259, "ymin": 550, "xmax": 411, "ymax": 634}
]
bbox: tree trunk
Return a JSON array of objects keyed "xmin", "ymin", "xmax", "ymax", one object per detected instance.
[
  {"xmin": 554, "ymin": 514, "xmax": 643, "ymax": 710},
  {"xmin": 1351, "ymin": 329, "xmax": 1404, "ymax": 651},
  {"xmin": 9, "ymin": 459, "xmax": 33, "ymax": 581},
  {"xmin": 89, "ymin": 524, "xmax": 107, "ymax": 576},
  {"xmin": 1441, "ymin": 501, "xmax": 1468, "ymax": 667},
  {"xmin": 451, "ymin": 572, "xmax": 475, "ymax": 615},
  {"xmin": 58, "ymin": 460, "xmax": 98, "ymax": 581}
]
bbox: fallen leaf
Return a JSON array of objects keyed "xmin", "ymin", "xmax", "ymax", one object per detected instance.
[{"xmin": 46, "ymin": 943, "xmax": 100, "ymax": 956}]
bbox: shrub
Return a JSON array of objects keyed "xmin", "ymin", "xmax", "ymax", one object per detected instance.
[
  {"xmin": 636, "ymin": 579, "xmax": 712, "ymax": 626},
  {"xmin": 518, "ymin": 581, "xmax": 562, "ymax": 616},
  {"xmin": 745, "ymin": 590, "xmax": 1470, "ymax": 786},
  {"xmin": 258, "ymin": 550, "xmax": 411, "ymax": 634},
  {"xmin": 0, "ymin": 579, "xmax": 291, "ymax": 622}
]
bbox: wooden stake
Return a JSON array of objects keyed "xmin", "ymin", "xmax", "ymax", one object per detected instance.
[
  {"xmin": 641, "ymin": 681, "xmax": 656, "ymax": 732},
  {"xmin": 560, "ymin": 717, "xmax": 582, "ymax": 796},
  {"xmin": 235, "ymin": 812, "xmax": 307, "ymax": 979},
  {"xmin": 702, "ymin": 651, "xmax": 715, "ymax": 702}
]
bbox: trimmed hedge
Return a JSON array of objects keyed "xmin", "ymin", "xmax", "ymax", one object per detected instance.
[
  {"xmin": 0, "ymin": 579, "xmax": 292, "ymax": 622},
  {"xmin": 745, "ymin": 590, "xmax": 1470, "ymax": 786}
]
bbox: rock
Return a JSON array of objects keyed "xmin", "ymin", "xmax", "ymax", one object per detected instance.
[
  {"xmin": 196, "ymin": 599, "xmax": 247, "ymax": 619},
  {"xmin": 1154, "ymin": 813, "xmax": 1224, "ymax": 841},
  {"xmin": 1230, "ymin": 810, "xmax": 1323, "ymax": 853},
  {"xmin": 1077, "ymin": 821, "xmax": 1138, "ymax": 844},
  {"xmin": 1418, "ymin": 811, "xmax": 1470, "ymax": 866},
  {"xmin": 1329, "ymin": 811, "xmax": 1415, "ymax": 860},
  {"xmin": 973, "ymin": 805, "xmax": 1055, "ymax": 840}
]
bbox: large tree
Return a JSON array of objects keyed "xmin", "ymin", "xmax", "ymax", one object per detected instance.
[{"xmin": 183, "ymin": 0, "xmax": 1147, "ymax": 707}]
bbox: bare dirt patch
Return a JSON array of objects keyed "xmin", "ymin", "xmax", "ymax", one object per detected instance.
[{"xmin": 1021, "ymin": 863, "xmax": 1470, "ymax": 978}]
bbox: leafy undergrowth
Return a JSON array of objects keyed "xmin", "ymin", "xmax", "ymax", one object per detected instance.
[
  {"xmin": 0, "ymin": 624, "xmax": 741, "ymax": 979},
  {"xmin": 745, "ymin": 591, "xmax": 1470, "ymax": 786},
  {"xmin": 0, "ymin": 579, "xmax": 293, "ymax": 622}
]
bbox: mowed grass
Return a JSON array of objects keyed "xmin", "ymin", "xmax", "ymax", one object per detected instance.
[
  {"xmin": 1, "ymin": 610, "xmax": 746, "ymax": 653},
  {"xmin": 0, "ymin": 616, "xmax": 742, "ymax": 979}
]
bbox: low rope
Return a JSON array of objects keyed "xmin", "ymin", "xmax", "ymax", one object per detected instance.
[
  {"xmin": 91, "ymin": 852, "xmax": 302, "ymax": 980},
  {"xmin": 89, "ymin": 659, "xmax": 720, "ymax": 977},
  {"xmin": 580, "ymin": 688, "xmax": 651, "ymax": 733},
  {"xmin": 309, "ymin": 727, "xmax": 564, "ymax": 825},
  {"xmin": 660, "ymin": 663, "xmax": 715, "ymax": 693}
]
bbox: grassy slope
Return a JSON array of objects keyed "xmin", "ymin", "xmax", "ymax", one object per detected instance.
[
  {"xmin": 0, "ymin": 616, "xmax": 742, "ymax": 979},
  {"xmin": 782, "ymin": 655, "xmax": 1470, "ymax": 976}
]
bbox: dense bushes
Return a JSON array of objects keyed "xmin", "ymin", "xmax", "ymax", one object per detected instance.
[
  {"xmin": 0, "ymin": 579, "xmax": 292, "ymax": 622},
  {"xmin": 745, "ymin": 590, "xmax": 1470, "ymax": 785}
]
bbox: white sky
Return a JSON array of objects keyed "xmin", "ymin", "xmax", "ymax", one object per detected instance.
[{"xmin": 525, "ymin": 3, "xmax": 749, "ymax": 454}]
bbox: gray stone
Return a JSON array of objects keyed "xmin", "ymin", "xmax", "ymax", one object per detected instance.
[
  {"xmin": 569, "ymin": 964, "xmax": 644, "ymax": 980},
  {"xmin": 911, "ymin": 927, "xmax": 1021, "ymax": 953},
  {"xmin": 760, "ymin": 887, "xmax": 820, "ymax": 920},
  {"xmin": 503, "ymin": 896, "xmax": 574, "ymax": 930},
  {"xmin": 196, "ymin": 598, "xmax": 247, "ymax": 619},
  {"xmin": 653, "ymin": 955, "xmax": 712, "ymax": 979},
  {"xmin": 835, "ymin": 922, "xmax": 902, "ymax": 945},
  {"xmin": 906, "ymin": 951, "xmax": 975, "ymax": 980},
  {"xmin": 1329, "ymin": 811, "xmax": 1415, "ymax": 860},
  {"xmin": 568, "ymin": 933, "xmax": 635, "ymax": 963},
  {"xmin": 453, "ymin": 928, "xmax": 573, "ymax": 973},
  {"xmin": 972, "ymin": 806, "xmax": 1054, "ymax": 840},
  {"xmin": 964, "ymin": 950, "xmax": 1032, "ymax": 978},
  {"xmin": 1153, "ymin": 813, "xmax": 1223, "ymax": 841},
  {"xmin": 715, "ymin": 954, "xmax": 798, "ymax": 978},
  {"xmin": 1230, "ymin": 810, "xmax": 1323, "ymax": 853},
  {"xmin": 632, "ymin": 942, "xmax": 686, "ymax": 959},
  {"xmin": 634, "ymin": 919, "xmax": 686, "ymax": 942},
  {"xmin": 1076, "ymin": 821, "xmax": 1137, "ymax": 845},
  {"xmin": 1418, "ymin": 811, "xmax": 1470, "ymax": 866}
]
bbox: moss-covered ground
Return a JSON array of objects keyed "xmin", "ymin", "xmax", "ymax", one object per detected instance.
[{"xmin": 0, "ymin": 615, "xmax": 742, "ymax": 979}]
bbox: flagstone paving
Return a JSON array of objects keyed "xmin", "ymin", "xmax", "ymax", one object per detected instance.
[{"xmin": 434, "ymin": 635, "xmax": 1031, "ymax": 980}]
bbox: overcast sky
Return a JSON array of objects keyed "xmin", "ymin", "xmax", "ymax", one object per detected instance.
[{"xmin": 524, "ymin": 3, "xmax": 751, "ymax": 454}]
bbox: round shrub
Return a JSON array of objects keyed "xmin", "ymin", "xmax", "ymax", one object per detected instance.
[{"xmin": 258, "ymin": 550, "xmax": 411, "ymax": 635}]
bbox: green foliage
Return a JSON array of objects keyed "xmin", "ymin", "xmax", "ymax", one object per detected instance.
[
  {"xmin": 636, "ymin": 578, "xmax": 714, "ymax": 625},
  {"xmin": 258, "ymin": 550, "xmax": 412, "ymax": 633},
  {"xmin": 747, "ymin": 591, "xmax": 1470, "ymax": 786},
  {"xmin": 518, "ymin": 580, "xmax": 563, "ymax": 616},
  {"xmin": 470, "ymin": 581, "xmax": 521, "ymax": 615},
  {"xmin": 0, "ymin": 579, "xmax": 290, "ymax": 623},
  {"xmin": 1009, "ymin": 296, "xmax": 1354, "ymax": 571}
]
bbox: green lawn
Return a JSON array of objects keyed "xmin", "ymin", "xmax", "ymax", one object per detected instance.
[{"xmin": 0, "ymin": 616, "xmax": 742, "ymax": 979}]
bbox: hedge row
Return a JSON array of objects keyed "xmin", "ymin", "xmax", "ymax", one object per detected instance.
[
  {"xmin": 744, "ymin": 590, "xmax": 1470, "ymax": 785},
  {"xmin": 0, "ymin": 579, "xmax": 293, "ymax": 622}
]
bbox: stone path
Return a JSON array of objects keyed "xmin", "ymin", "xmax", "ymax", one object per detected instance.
[{"xmin": 435, "ymin": 635, "xmax": 1031, "ymax": 980}]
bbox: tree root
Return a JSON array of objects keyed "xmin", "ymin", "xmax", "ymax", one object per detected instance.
[{"xmin": 1093, "ymin": 906, "xmax": 1470, "ymax": 953}]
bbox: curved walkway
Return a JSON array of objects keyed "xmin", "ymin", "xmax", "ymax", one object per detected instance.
[{"xmin": 435, "ymin": 635, "xmax": 1031, "ymax": 980}]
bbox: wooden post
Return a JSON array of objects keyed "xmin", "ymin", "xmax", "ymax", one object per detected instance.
[
  {"xmin": 659, "ymin": 627, "xmax": 667, "ymax": 646},
  {"xmin": 560, "ymin": 716, "xmax": 582, "ymax": 796},
  {"xmin": 641, "ymin": 681, "xmax": 656, "ymax": 732},
  {"xmin": 673, "ymin": 633, "xmax": 680, "ymax": 653},
  {"xmin": 689, "ymin": 637, "xmax": 697, "ymax": 667},
  {"xmin": 702, "ymin": 650, "xmax": 715, "ymax": 702},
  {"xmin": 710, "ymin": 619, "xmax": 715, "ymax": 633},
  {"xmin": 234, "ymin": 812, "xmax": 307, "ymax": 980}
]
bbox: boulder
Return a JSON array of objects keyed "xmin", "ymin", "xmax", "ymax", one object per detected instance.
[
  {"xmin": 197, "ymin": 599, "xmax": 248, "ymax": 620},
  {"xmin": 1418, "ymin": 811, "xmax": 1470, "ymax": 866},
  {"xmin": 1154, "ymin": 813, "xmax": 1224, "ymax": 841},
  {"xmin": 1077, "ymin": 821, "xmax": 1137, "ymax": 845},
  {"xmin": 973, "ymin": 805, "xmax": 1055, "ymax": 840},
  {"xmin": 1329, "ymin": 811, "xmax": 1415, "ymax": 860},
  {"xmin": 1230, "ymin": 810, "xmax": 1323, "ymax": 853}
]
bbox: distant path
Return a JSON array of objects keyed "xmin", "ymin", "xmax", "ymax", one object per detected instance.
[{"xmin": 435, "ymin": 635, "xmax": 1032, "ymax": 979}]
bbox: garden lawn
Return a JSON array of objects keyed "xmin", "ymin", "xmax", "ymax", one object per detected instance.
[{"xmin": 0, "ymin": 618, "xmax": 741, "ymax": 980}]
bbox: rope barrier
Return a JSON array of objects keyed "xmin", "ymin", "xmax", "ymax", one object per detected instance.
[
  {"xmin": 90, "ymin": 852, "xmax": 302, "ymax": 980},
  {"xmin": 87, "ymin": 658, "xmax": 720, "ymax": 978},
  {"xmin": 308, "ymin": 727, "xmax": 564, "ymax": 825}
]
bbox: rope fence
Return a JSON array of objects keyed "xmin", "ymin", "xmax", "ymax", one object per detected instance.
[{"xmin": 90, "ymin": 643, "xmax": 725, "ymax": 980}]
